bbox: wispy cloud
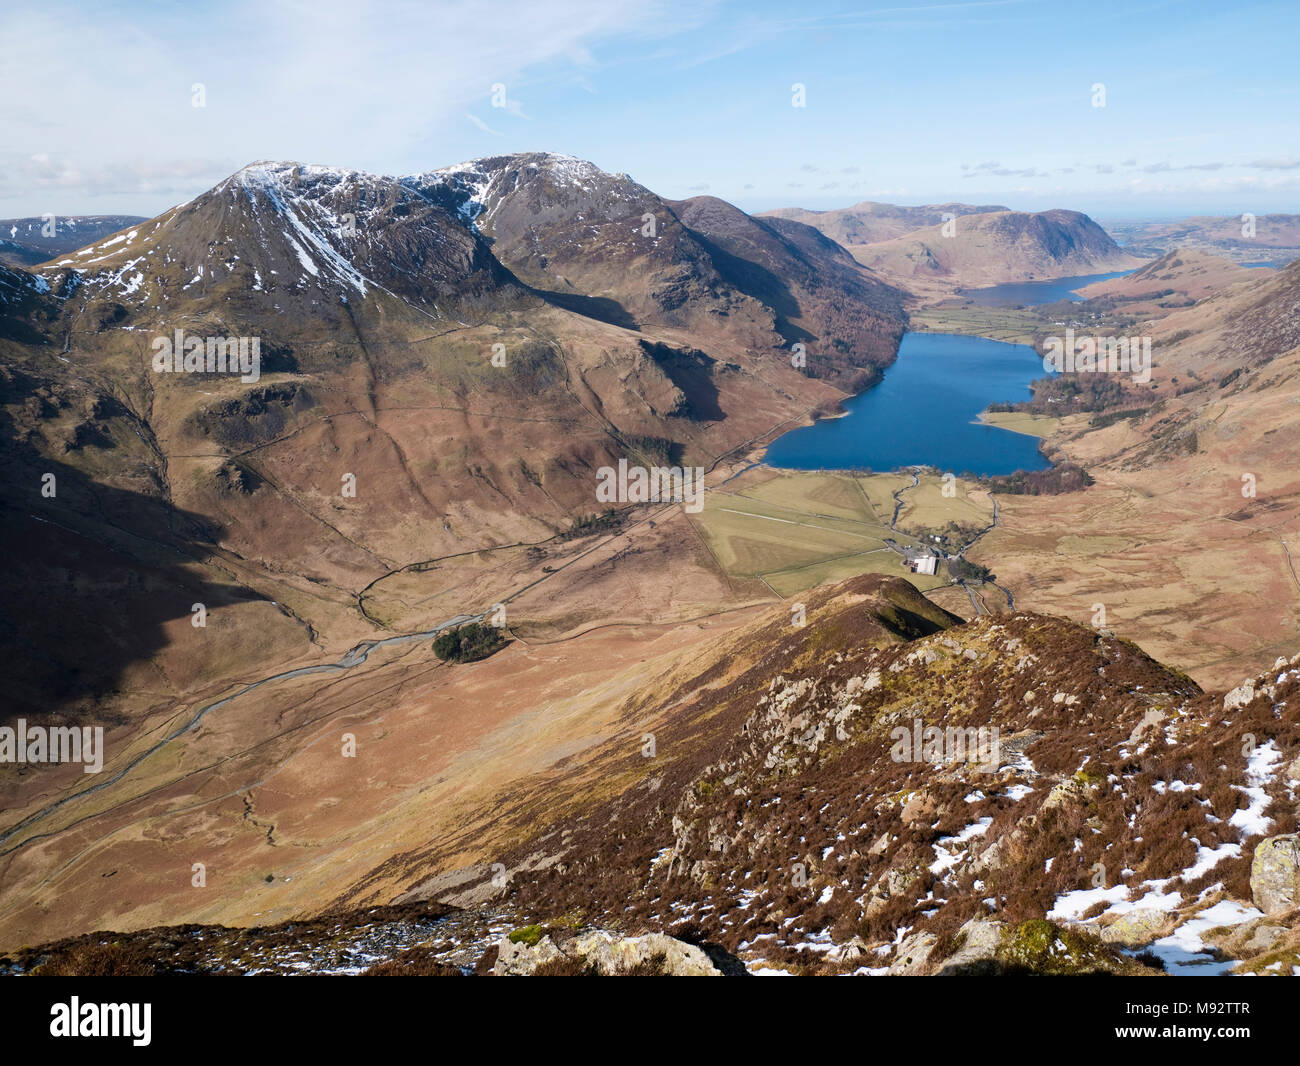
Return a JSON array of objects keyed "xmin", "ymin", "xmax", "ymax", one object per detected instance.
[
  {"xmin": 677, "ymin": 0, "xmax": 1032, "ymax": 67},
  {"xmin": 961, "ymin": 162, "xmax": 1047, "ymax": 178},
  {"xmin": 0, "ymin": 0, "xmax": 690, "ymax": 213},
  {"xmin": 497, "ymin": 97, "xmax": 532, "ymax": 120},
  {"xmin": 0, "ymin": 152, "xmax": 234, "ymax": 202},
  {"xmin": 466, "ymin": 114, "xmax": 503, "ymax": 135}
]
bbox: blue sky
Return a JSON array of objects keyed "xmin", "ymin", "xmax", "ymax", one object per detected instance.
[{"xmin": 3, "ymin": 0, "xmax": 1298, "ymax": 220}]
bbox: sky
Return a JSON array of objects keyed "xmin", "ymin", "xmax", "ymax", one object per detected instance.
[{"xmin": 3, "ymin": 0, "xmax": 1299, "ymax": 221}]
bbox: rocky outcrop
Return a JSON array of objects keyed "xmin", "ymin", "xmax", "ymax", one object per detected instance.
[
  {"xmin": 993, "ymin": 919, "xmax": 1150, "ymax": 976},
  {"xmin": 493, "ymin": 928, "xmax": 723, "ymax": 976}
]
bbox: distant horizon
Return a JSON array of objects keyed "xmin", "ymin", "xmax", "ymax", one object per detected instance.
[{"xmin": 3, "ymin": 154, "xmax": 1292, "ymax": 230}]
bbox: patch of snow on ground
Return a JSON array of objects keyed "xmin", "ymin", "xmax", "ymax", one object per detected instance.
[
  {"xmin": 1102, "ymin": 885, "xmax": 1183, "ymax": 917},
  {"xmin": 1229, "ymin": 740, "xmax": 1281, "ymax": 838},
  {"xmin": 929, "ymin": 817, "xmax": 992, "ymax": 876},
  {"xmin": 1047, "ymin": 884, "xmax": 1129, "ymax": 921},
  {"xmin": 1181, "ymin": 841, "xmax": 1241, "ymax": 882},
  {"xmin": 1143, "ymin": 900, "xmax": 1263, "ymax": 976}
]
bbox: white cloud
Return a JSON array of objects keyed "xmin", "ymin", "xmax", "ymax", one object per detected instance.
[{"xmin": 0, "ymin": 0, "xmax": 691, "ymax": 214}]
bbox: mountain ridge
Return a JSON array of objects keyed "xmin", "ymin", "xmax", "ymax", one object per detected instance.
[{"xmin": 0, "ymin": 152, "xmax": 907, "ymax": 723}]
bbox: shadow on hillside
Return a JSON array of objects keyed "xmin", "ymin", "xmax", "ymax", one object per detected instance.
[
  {"xmin": 638, "ymin": 340, "xmax": 724, "ymax": 422},
  {"xmin": 534, "ymin": 287, "xmax": 640, "ymax": 330},
  {"xmin": 0, "ymin": 376, "xmax": 268, "ymax": 721},
  {"xmin": 684, "ymin": 229, "xmax": 815, "ymax": 347}
]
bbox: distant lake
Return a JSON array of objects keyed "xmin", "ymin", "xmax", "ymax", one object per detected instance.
[
  {"xmin": 959, "ymin": 269, "xmax": 1136, "ymax": 307},
  {"xmin": 764, "ymin": 333, "xmax": 1052, "ymax": 476}
]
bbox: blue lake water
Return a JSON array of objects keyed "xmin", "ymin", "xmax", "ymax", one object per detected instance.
[
  {"xmin": 959, "ymin": 269, "xmax": 1135, "ymax": 307},
  {"xmin": 764, "ymin": 332, "xmax": 1052, "ymax": 476}
]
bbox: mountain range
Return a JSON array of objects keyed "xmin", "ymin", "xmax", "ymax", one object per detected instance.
[
  {"xmin": 762, "ymin": 200, "xmax": 1010, "ymax": 246},
  {"xmin": 0, "ymin": 215, "xmax": 148, "ymax": 268},
  {"xmin": 0, "ymin": 153, "xmax": 906, "ymax": 720},
  {"xmin": 765, "ymin": 203, "xmax": 1143, "ymax": 296},
  {"xmin": 2, "ymin": 152, "xmax": 1299, "ymax": 978},
  {"xmin": 1105, "ymin": 214, "xmax": 1300, "ymax": 266}
]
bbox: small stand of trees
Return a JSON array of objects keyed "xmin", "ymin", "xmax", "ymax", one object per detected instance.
[
  {"xmin": 433, "ymin": 622, "xmax": 505, "ymax": 663},
  {"xmin": 983, "ymin": 463, "xmax": 1094, "ymax": 495},
  {"xmin": 948, "ymin": 558, "xmax": 994, "ymax": 583},
  {"xmin": 559, "ymin": 508, "xmax": 623, "ymax": 541}
]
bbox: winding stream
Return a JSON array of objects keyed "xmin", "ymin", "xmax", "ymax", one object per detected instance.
[{"xmin": 0, "ymin": 613, "xmax": 482, "ymax": 852}]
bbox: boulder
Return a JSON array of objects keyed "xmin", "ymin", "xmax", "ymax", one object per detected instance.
[
  {"xmin": 997, "ymin": 918, "xmax": 1140, "ymax": 975},
  {"xmin": 936, "ymin": 917, "xmax": 1005, "ymax": 974},
  {"xmin": 1251, "ymin": 835, "xmax": 1300, "ymax": 914},
  {"xmin": 865, "ymin": 865, "xmax": 924, "ymax": 915},
  {"xmin": 1243, "ymin": 923, "xmax": 1287, "ymax": 954},
  {"xmin": 834, "ymin": 936, "xmax": 869, "ymax": 965},
  {"xmin": 567, "ymin": 930, "xmax": 721, "ymax": 976},
  {"xmin": 1126, "ymin": 708, "xmax": 1166, "ymax": 747},
  {"xmin": 1099, "ymin": 907, "xmax": 1171, "ymax": 947},
  {"xmin": 1223, "ymin": 679, "xmax": 1256, "ymax": 711},
  {"xmin": 970, "ymin": 835, "xmax": 1007, "ymax": 874},
  {"xmin": 1041, "ymin": 777, "xmax": 1085, "ymax": 812},
  {"xmin": 901, "ymin": 789, "xmax": 937, "ymax": 826},
  {"xmin": 887, "ymin": 931, "xmax": 937, "ymax": 975}
]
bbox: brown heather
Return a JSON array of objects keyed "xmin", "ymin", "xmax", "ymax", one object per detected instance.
[{"xmin": 438, "ymin": 573, "xmax": 1299, "ymax": 973}]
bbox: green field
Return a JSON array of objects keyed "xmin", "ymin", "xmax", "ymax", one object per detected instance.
[
  {"xmin": 897, "ymin": 478, "xmax": 996, "ymax": 529},
  {"xmin": 692, "ymin": 471, "xmax": 954, "ymax": 597},
  {"xmin": 976, "ymin": 410, "xmax": 1062, "ymax": 438},
  {"xmin": 909, "ymin": 305, "xmax": 1050, "ymax": 346}
]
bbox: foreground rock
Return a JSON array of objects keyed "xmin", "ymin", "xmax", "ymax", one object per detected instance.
[
  {"xmin": 1252, "ymin": 835, "xmax": 1300, "ymax": 914},
  {"xmin": 931, "ymin": 919, "xmax": 1155, "ymax": 977},
  {"xmin": 493, "ymin": 927, "xmax": 724, "ymax": 976}
]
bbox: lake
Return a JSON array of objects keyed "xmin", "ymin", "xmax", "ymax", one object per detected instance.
[
  {"xmin": 959, "ymin": 269, "xmax": 1135, "ymax": 307},
  {"xmin": 763, "ymin": 332, "xmax": 1052, "ymax": 476}
]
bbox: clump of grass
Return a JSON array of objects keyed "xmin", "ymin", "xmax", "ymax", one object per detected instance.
[
  {"xmin": 32, "ymin": 941, "xmax": 158, "ymax": 977},
  {"xmin": 531, "ymin": 954, "xmax": 598, "ymax": 976}
]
